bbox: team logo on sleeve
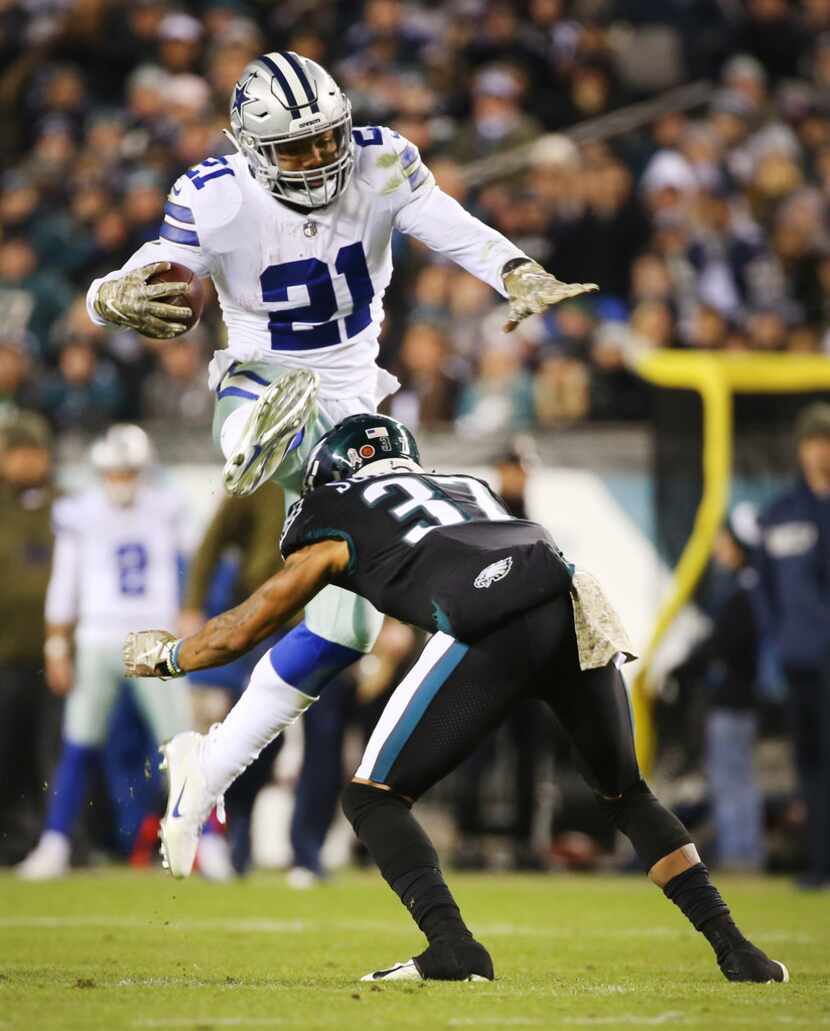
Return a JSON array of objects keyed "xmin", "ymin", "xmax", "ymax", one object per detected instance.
[{"xmin": 473, "ymin": 556, "xmax": 513, "ymax": 589}]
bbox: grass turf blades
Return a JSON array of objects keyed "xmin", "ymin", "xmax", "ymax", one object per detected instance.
[{"xmin": 0, "ymin": 871, "xmax": 825, "ymax": 1030}]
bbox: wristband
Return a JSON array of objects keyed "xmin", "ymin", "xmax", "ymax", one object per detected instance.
[
  {"xmin": 501, "ymin": 257, "xmax": 534, "ymax": 281},
  {"xmin": 166, "ymin": 639, "xmax": 184, "ymax": 677}
]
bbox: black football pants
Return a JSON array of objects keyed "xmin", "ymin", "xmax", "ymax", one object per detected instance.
[{"xmin": 354, "ymin": 595, "xmax": 639, "ymax": 803}]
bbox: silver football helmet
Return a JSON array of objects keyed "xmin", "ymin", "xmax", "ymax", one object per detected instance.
[
  {"xmin": 90, "ymin": 424, "xmax": 154, "ymax": 506},
  {"xmin": 229, "ymin": 51, "xmax": 354, "ymax": 210},
  {"xmin": 90, "ymin": 424, "xmax": 154, "ymax": 473}
]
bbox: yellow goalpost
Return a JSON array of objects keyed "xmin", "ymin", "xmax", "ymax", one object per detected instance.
[{"xmin": 630, "ymin": 351, "xmax": 830, "ymax": 770}]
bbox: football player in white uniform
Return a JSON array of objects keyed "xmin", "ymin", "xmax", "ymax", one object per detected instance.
[
  {"xmin": 86, "ymin": 52, "xmax": 596, "ymax": 830},
  {"xmin": 17, "ymin": 425, "xmax": 193, "ymax": 879}
]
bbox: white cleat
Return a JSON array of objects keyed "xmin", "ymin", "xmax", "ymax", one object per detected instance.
[
  {"xmin": 360, "ymin": 960, "xmax": 488, "ymax": 982},
  {"xmin": 361, "ymin": 961, "xmax": 423, "ymax": 982},
  {"xmin": 223, "ymin": 368, "xmax": 319, "ymax": 497},
  {"xmin": 16, "ymin": 831, "xmax": 71, "ymax": 880},
  {"xmin": 158, "ymin": 732, "xmax": 224, "ymax": 880}
]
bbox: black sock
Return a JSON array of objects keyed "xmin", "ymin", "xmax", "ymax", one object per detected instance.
[
  {"xmin": 343, "ymin": 783, "xmax": 472, "ymax": 946},
  {"xmin": 392, "ymin": 866, "xmax": 472, "ymax": 944},
  {"xmin": 663, "ymin": 862, "xmax": 747, "ymax": 960}
]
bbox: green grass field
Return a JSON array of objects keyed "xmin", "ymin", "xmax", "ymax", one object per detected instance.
[{"xmin": 0, "ymin": 869, "xmax": 826, "ymax": 1030}]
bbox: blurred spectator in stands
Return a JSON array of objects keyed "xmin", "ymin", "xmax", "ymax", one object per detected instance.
[
  {"xmin": 687, "ymin": 186, "xmax": 764, "ymax": 319},
  {"xmin": 390, "ymin": 321, "xmax": 461, "ymax": 430},
  {"xmin": 457, "ymin": 337, "xmax": 534, "ymax": 436},
  {"xmin": 628, "ymin": 300, "xmax": 675, "ymax": 350},
  {"xmin": 141, "ymin": 329, "xmax": 212, "ymax": 429},
  {"xmin": 590, "ymin": 317, "xmax": 649, "ymax": 421},
  {"xmin": 0, "ymin": 411, "xmax": 58, "ymax": 864},
  {"xmin": 758, "ymin": 403, "xmax": 830, "ymax": 888},
  {"xmin": 0, "ymin": 236, "xmax": 73, "ymax": 354},
  {"xmin": 122, "ymin": 170, "xmax": 167, "ymax": 250},
  {"xmin": 553, "ymin": 155, "xmax": 650, "ymax": 299},
  {"xmin": 669, "ymin": 505, "xmax": 765, "ymax": 871},
  {"xmin": 450, "ymin": 65, "xmax": 541, "ymax": 165},
  {"xmin": 38, "ymin": 336, "xmax": 123, "ymax": 432},
  {"xmin": 0, "ymin": 331, "xmax": 37, "ymax": 414},
  {"xmin": 685, "ymin": 304, "xmax": 729, "ymax": 350},
  {"xmin": 746, "ymin": 307, "xmax": 788, "ymax": 351},
  {"xmin": 157, "ymin": 13, "xmax": 203, "ymax": 74},
  {"xmin": 722, "ymin": 54, "xmax": 768, "ymax": 115},
  {"xmin": 733, "ymin": 1, "xmax": 806, "ymax": 83},
  {"xmin": 533, "ymin": 352, "xmax": 589, "ymax": 427}
]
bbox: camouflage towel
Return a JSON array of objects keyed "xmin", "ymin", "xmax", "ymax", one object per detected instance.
[{"xmin": 570, "ymin": 570, "xmax": 637, "ymax": 671}]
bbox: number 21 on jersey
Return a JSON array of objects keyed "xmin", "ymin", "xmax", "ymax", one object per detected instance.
[{"xmin": 261, "ymin": 242, "xmax": 374, "ymax": 351}]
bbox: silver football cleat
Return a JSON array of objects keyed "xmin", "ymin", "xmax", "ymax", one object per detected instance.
[{"xmin": 223, "ymin": 368, "xmax": 319, "ymax": 496}]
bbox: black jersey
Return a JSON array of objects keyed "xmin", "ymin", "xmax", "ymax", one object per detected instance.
[{"xmin": 280, "ymin": 472, "xmax": 573, "ymax": 642}]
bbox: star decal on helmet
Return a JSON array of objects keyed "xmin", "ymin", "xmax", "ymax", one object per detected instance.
[{"xmin": 232, "ymin": 74, "xmax": 256, "ymax": 118}]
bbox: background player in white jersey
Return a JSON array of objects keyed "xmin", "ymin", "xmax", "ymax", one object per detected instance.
[
  {"xmin": 85, "ymin": 51, "xmax": 596, "ymax": 779},
  {"xmin": 17, "ymin": 425, "xmax": 193, "ymax": 879}
]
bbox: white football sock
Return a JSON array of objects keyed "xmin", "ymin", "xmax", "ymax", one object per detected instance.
[
  {"xmin": 218, "ymin": 404, "xmax": 252, "ymax": 461},
  {"xmin": 200, "ymin": 650, "xmax": 316, "ymax": 798}
]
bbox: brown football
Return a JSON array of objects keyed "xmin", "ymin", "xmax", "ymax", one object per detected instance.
[{"xmin": 148, "ymin": 261, "xmax": 205, "ymax": 332}]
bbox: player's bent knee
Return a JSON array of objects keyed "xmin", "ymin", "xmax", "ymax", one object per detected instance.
[
  {"xmin": 596, "ymin": 777, "xmax": 691, "ymax": 872},
  {"xmin": 342, "ymin": 780, "xmax": 409, "ymax": 832}
]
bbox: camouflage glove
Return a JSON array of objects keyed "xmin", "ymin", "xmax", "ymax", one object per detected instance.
[
  {"xmin": 93, "ymin": 262, "xmax": 192, "ymax": 339},
  {"xmin": 502, "ymin": 258, "xmax": 598, "ymax": 332},
  {"xmin": 123, "ymin": 630, "xmax": 184, "ymax": 679}
]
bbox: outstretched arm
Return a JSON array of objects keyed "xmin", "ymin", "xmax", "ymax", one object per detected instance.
[{"xmin": 124, "ymin": 539, "xmax": 349, "ymax": 678}]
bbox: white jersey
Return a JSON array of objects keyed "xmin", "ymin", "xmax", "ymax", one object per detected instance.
[
  {"xmin": 86, "ymin": 127, "xmax": 525, "ymax": 402},
  {"xmin": 45, "ymin": 483, "xmax": 185, "ymax": 646}
]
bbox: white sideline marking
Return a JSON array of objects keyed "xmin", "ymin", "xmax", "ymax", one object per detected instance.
[
  {"xmin": 135, "ymin": 1021, "xmax": 288, "ymax": 1028},
  {"xmin": 449, "ymin": 1022, "xmax": 545, "ymax": 1027},
  {"xmin": 561, "ymin": 1016, "xmax": 684, "ymax": 1027}
]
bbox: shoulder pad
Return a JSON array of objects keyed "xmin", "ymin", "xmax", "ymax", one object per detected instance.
[
  {"xmin": 352, "ymin": 126, "xmax": 433, "ymax": 202},
  {"xmin": 166, "ymin": 155, "xmax": 244, "ymax": 238}
]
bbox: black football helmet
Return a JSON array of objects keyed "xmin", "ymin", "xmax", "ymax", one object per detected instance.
[{"xmin": 303, "ymin": 414, "xmax": 420, "ymax": 493}]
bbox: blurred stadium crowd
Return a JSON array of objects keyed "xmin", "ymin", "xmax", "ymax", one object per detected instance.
[{"xmin": 2, "ymin": 0, "xmax": 830, "ymax": 437}]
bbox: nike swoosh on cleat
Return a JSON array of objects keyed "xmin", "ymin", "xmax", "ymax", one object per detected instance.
[{"xmin": 172, "ymin": 780, "xmax": 187, "ymax": 818}]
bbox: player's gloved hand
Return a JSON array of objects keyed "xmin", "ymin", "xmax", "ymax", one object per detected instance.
[
  {"xmin": 93, "ymin": 262, "xmax": 192, "ymax": 340},
  {"xmin": 502, "ymin": 258, "xmax": 598, "ymax": 332},
  {"xmin": 123, "ymin": 630, "xmax": 184, "ymax": 679}
]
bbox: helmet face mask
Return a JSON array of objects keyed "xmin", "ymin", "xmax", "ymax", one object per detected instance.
[
  {"xmin": 303, "ymin": 415, "xmax": 421, "ymax": 493},
  {"xmin": 230, "ymin": 52, "xmax": 354, "ymax": 210}
]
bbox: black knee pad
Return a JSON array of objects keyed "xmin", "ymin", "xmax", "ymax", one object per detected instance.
[
  {"xmin": 596, "ymin": 777, "xmax": 691, "ymax": 871},
  {"xmin": 341, "ymin": 781, "xmax": 410, "ymax": 834},
  {"xmin": 342, "ymin": 780, "xmax": 437, "ymax": 887}
]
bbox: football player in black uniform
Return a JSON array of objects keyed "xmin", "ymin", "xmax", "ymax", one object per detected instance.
[{"xmin": 125, "ymin": 415, "xmax": 788, "ymax": 986}]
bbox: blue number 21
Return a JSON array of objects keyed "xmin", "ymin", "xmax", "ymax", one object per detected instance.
[{"xmin": 260, "ymin": 242, "xmax": 375, "ymax": 351}]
